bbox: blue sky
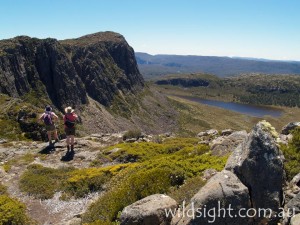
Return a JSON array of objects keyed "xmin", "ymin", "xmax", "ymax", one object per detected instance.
[{"xmin": 1, "ymin": 0, "xmax": 299, "ymax": 60}]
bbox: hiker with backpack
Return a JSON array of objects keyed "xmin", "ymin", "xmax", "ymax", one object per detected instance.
[
  {"xmin": 63, "ymin": 106, "xmax": 78, "ymax": 152},
  {"xmin": 39, "ymin": 105, "xmax": 59, "ymax": 145}
]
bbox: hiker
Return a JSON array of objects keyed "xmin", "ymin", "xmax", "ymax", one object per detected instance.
[
  {"xmin": 63, "ymin": 106, "xmax": 78, "ymax": 152},
  {"xmin": 39, "ymin": 105, "xmax": 59, "ymax": 145}
]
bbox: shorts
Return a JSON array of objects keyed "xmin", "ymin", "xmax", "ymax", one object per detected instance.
[
  {"xmin": 45, "ymin": 124, "xmax": 56, "ymax": 132},
  {"xmin": 65, "ymin": 127, "xmax": 75, "ymax": 136}
]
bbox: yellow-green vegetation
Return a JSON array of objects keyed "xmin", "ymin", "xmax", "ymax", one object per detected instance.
[
  {"xmin": 19, "ymin": 163, "xmax": 133, "ymax": 199},
  {"xmin": 0, "ymin": 184, "xmax": 7, "ymax": 195},
  {"xmin": 0, "ymin": 184, "xmax": 32, "ymax": 224},
  {"xmin": 3, "ymin": 153, "xmax": 35, "ymax": 172},
  {"xmin": 281, "ymin": 127, "xmax": 300, "ymax": 181},
  {"xmin": 122, "ymin": 129, "xmax": 142, "ymax": 140},
  {"xmin": 260, "ymin": 120, "xmax": 279, "ymax": 138},
  {"xmin": 0, "ymin": 195, "xmax": 31, "ymax": 225},
  {"xmin": 168, "ymin": 175, "xmax": 206, "ymax": 203},
  {"xmin": 83, "ymin": 138, "xmax": 228, "ymax": 224},
  {"xmin": 20, "ymin": 164, "xmax": 73, "ymax": 199}
]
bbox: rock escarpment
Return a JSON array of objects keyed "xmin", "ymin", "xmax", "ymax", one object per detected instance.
[{"xmin": 0, "ymin": 32, "xmax": 144, "ymax": 110}]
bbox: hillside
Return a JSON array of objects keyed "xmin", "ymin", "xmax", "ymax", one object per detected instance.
[
  {"xmin": 136, "ymin": 52, "xmax": 300, "ymax": 78},
  {"xmin": 154, "ymin": 73, "xmax": 300, "ymax": 107},
  {"xmin": 0, "ymin": 32, "xmax": 180, "ymax": 139}
]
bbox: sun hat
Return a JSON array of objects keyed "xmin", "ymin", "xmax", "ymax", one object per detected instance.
[
  {"xmin": 45, "ymin": 105, "xmax": 52, "ymax": 112},
  {"xmin": 65, "ymin": 106, "xmax": 74, "ymax": 113}
]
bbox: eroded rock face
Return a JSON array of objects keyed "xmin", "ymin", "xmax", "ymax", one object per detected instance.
[
  {"xmin": 172, "ymin": 170, "xmax": 251, "ymax": 225},
  {"xmin": 225, "ymin": 121, "xmax": 285, "ymax": 224},
  {"xmin": 120, "ymin": 194, "xmax": 177, "ymax": 225},
  {"xmin": 0, "ymin": 32, "xmax": 144, "ymax": 110}
]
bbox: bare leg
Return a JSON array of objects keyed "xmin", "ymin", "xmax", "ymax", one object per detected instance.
[
  {"xmin": 54, "ymin": 130, "xmax": 58, "ymax": 141},
  {"xmin": 70, "ymin": 135, "xmax": 75, "ymax": 151},
  {"xmin": 47, "ymin": 131, "xmax": 52, "ymax": 144}
]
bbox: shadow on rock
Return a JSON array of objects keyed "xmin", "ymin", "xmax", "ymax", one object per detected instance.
[
  {"xmin": 39, "ymin": 144, "xmax": 56, "ymax": 154},
  {"xmin": 61, "ymin": 150, "xmax": 75, "ymax": 162}
]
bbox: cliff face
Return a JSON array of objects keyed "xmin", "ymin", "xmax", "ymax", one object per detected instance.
[{"xmin": 0, "ymin": 32, "xmax": 144, "ymax": 110}]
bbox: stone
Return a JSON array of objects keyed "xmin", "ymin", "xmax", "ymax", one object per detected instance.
[
  {"xmin": 281, "ymin": 122, "xmax": 300, "ymax": 135},
  {"xmin": 286, "ymin": 193, "xmax": 300, "ymax": 214},
  {"xmin": 120, "ymin": 194, "xmax": 177, "ymax": 225},
  {"xmin": 221, "ymin": 129, "xmax": 233, "ymax": 136},
  {"xmin": 225, "ymin": 121, "xmax": 285, "ymax": 224},
  {"xmin": 290, "ymin": 213, "xmax": 300, "ymax": 225},
  {"xmin": 210, "ymin": 130, "xmax": 248, "ymax": 156},
  {"xmin": 172, "ymin": 170, "xmax": 251, "ymax": 225},
  {"xmin": 201, "ymin": 168, "xmax": 217, "ymax": 181}
]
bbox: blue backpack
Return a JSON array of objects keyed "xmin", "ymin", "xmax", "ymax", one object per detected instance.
[{"xmin": 43, "ymin": 113, "xmax": 53, "ymax": 125}]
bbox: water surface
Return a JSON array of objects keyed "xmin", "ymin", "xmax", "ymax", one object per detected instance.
[{"xmin": 176, "ymin": 95, "xmax": 283, "ymax": 118}]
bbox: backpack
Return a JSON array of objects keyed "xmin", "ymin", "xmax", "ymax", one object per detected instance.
[
  {"xmin": 64, "ymin": 114, "xmax": 75, "ymax": 128},
  {"xmin": 43, "ymin": 113, "xmax": 53, "ymax": 125}
]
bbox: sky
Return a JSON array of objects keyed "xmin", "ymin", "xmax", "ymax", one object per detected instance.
[{"xmin": 1, "ymin": 0, "xmax": 300, "ymax": 61}]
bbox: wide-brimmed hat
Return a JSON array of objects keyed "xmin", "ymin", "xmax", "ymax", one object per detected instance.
[
  {"xmin": 45, "ymin": 105, "xmax": 52, "ymax": 112},
  {"xmin": 65, "ymin": 106, "xmax": 74, "ymax": 113}
]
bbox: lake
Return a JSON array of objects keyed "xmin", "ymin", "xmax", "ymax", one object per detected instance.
[{"xmin": 175, "ymin": 95, "xmax": 283, "ymax": 118}]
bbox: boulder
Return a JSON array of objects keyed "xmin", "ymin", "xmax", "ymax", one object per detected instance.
[
  {"xmin": 221, "ymin": 129, "xmax": 233, "ymax": 136},
  {"xmin": 210, "ymin": 130, "xmax": 248, "ymax": 156},
  {"xmin": 290, "ymin": 213, "xmax": 300, "ymax": 225},
  {"xmin": 197, "ymin": 129, "xmax": 218, "ymax": 138},
  {"xmin": 201, "ymin": 168, "xmax": 217, "ymax": 181},
  {"xmin": 281, "ymin": 122, "xmax": 300, "ymax": 135},
  {"xmin": 225, "ymin": 121, "xmax": 285, "ymax": 224},
  {"xmin": 286, "ymin": 192, "xmax": 300, "ymax": 214},
  {"xmin": 172, "ymin": 170, "xmax": 251, "ymax": 225},
  {"xmin": 120, "ymin": 194, "xmax": 177, "ymax": 225}
]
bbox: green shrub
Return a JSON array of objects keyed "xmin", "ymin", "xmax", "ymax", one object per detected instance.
[
  {"xmin": 281, "ymin": 127, "xmax": 300, "ymax": 180},
  {"xmin": 65, "ymin": 164, "xmax": 131, "ymax": 198},
  {"xmin": 168, "ymin": 176, "xmax": 206, "ymax": 203},
  {"xmin": 122, "ymin": 130, "xmax": 141, "ymax": 140},
  {"xmin": 0, "ymin": 195, "xmax": 31, "ymax": 224},
  {"xmin": 19, "ymin": 164, "xmax": 73, "ymax": 199},
  {"xmin": 84, "ymin": 140, "xmax": 228, "ymax": 223},
  {"xmin": 19, "ymin": 164, "xmax": 132, "ymax": 199}
]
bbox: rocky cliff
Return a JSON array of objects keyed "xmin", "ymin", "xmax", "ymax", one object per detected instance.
[{"xmin": 0, "ymin": 31, "xmax": 144, "ymax": 110}]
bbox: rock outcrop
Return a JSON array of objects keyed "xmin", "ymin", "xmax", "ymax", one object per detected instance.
[
  {"xmin": 172, "ymin": 170, "xmax": 251, "ymax": 225},
  {"xmin": 0, "ymin": 32, "xmax": 144, "ymax": 110},
  {"xmin": 120, "ymin": 194, "xmax": 177, "ymax": 225},
  {"xmin": 281, "ymin": 122, "xmax": 300, "ymax": 135},
  {"xmin": 225, "ymin": 121, "xmax": 285, "ymax": 224}
]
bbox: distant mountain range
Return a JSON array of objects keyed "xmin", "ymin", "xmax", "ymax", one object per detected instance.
[{"xmin": 135, "ymin": 52, "xmax": 300, "ymax": 78}]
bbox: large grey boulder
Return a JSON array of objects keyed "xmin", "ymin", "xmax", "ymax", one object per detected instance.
[
  {"xmin": 120, "ymin": 194, "xmax": 177, "ymax": 225},
  {"xmin": 225, "ymin": 121, "xmax": 285, "ymax": 224},
  {"xmin": 172, "ymin": 170, "xmax": 251, "ymax": 225},
  {"xmin": 210, "ymin": 130, "xmax": 248, "ymax": 156}
]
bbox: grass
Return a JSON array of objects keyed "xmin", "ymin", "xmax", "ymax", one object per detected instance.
[{"xmin": 281, "ymin": 127, "xmax": 300, "ymax": 181}]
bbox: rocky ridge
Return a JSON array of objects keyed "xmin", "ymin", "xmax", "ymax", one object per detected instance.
[{"xmin": 0, "ymin": 31, "xmax": 144, "ymax": 110}]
